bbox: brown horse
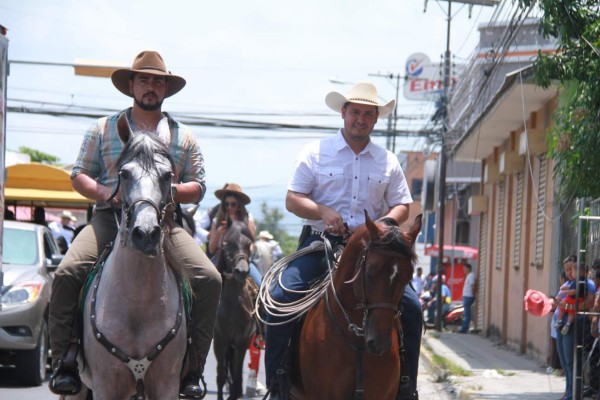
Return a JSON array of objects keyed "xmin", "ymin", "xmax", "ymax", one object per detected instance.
[
  {"xmin": 213, "ymin": 219, "xmax": 257, "ymax": 400},
  {"xmin": 294, "ymin": 213, "xmax": 421, "ymax": 400}
]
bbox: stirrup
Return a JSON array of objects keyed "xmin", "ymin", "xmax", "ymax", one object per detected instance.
[
  {"xmin": 48, "ymin": 358, "xmax": 82, "ymax": 395},
  {"xmin": 179, "ymin": 373, "xmax": 207, "ymax": 400}
]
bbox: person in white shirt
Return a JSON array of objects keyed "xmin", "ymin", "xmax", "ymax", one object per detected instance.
[
  {"xmin": 264, "ymin": 82, "xmax": 420, "ymax": 400},
  {"xmin": 458, "ymin": 263, "xmax": 476, "ymax": 333},
  {"xmin": 48, "ymin": 211, "xmax": 77, "ymax": 253},
  {"xmin": 254, "ymin": 230, "xmax": 283, "ymax": 275},
  {"xmin": 412, "ymin": 267, "xmax": 425, "ymax": 296}
]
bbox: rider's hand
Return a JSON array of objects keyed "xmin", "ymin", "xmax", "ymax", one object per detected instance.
[
  {"xmin": 100, "ymin": 185, "xmax": 120, "ymax": 207},
  {"xmin": 320, "ymin": 206, "xmax": 343, "ymax": 235}
]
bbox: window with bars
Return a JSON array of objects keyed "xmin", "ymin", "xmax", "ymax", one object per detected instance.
[
  {"xmin": 513, "ymin": 173, "xmax": 523, "ymax": 269},
  {"xmin": 534, "ymin": 155, "xmax": 547, "ymax": 268},
  {"xmin": 478, "ymin": 211, "xmax": 488, "ymax": 329},
  {"xmin": 495, "ymin": 181, "xmax": 505, "ymax": 270}
]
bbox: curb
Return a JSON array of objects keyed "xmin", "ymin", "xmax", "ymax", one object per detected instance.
[{"xmin": 421, "ymin": 336, "xmax": 473, "ymax": 400}]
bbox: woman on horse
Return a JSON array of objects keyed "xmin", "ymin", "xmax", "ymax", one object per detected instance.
[
  {"xmin": 208, "ymin": 183, "xmax": 262, "ymax": 285},
  {"xmin": 208, "ymin": 182, "xmax": 267, "ymax": 397}
]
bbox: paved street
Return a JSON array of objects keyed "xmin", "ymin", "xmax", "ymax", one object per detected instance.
[{"xmin": 0, "ymin": 343, "xmax": 454, "ymax": 400}]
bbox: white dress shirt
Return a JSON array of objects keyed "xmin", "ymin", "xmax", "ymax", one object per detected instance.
[{"xmin": 288, "ymin": 129, "xmax": 412, "ymax": 231}]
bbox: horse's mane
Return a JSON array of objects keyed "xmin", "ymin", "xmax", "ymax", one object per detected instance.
[
  {"xmin": 362, "ymin": 223, "xmax": 418, "ymax": 263},
  {"xmin": 227, "ymin": 219, "xmax": 255, "ymax": 242},
  {"xmin": 116, "ymin": 131, "xmax": 176, "ymax": 174}
]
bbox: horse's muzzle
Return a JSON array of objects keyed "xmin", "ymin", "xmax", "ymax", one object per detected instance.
[{"xmin": 131, "ymin": 225, "xmax": 161, "ymax": 256}]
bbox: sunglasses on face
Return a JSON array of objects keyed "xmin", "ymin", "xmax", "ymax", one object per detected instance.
[{"xmin": 224, "ymin": 201, "xmax": 238, "ymax": 208}]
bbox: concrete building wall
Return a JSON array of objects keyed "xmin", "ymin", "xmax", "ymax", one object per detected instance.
[{"xmin": 476, "ymin": 100, "xmax": 557, "ymax": 363}]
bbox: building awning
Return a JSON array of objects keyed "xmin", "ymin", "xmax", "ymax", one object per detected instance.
[
  {"xmin": 451, "ymin": 66, "xmax": 557, "ymax": 161},
  {"xmin": 425, "ymin": 244, "xmax": 478, "ymax": 260},
  {"xmin": 4, "ymin": 163, "xmax": 94, "ymax": 208}
]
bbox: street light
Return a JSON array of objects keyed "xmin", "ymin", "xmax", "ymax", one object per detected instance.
[{"xmin": 10, "ymin": 59, "xmax": 124, "ymax": 78}]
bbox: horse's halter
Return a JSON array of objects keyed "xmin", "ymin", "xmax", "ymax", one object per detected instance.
[
  {"xmin": 216, "ymin": 225, "xmax": 252, "ymax": 280},
  {"xmin": 327, "ymin": 239, "xmax": 411, "ymax": 338}
]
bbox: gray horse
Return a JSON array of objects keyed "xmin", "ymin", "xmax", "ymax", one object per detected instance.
[{"xmin": 64, "ymin": 115, "xmax": 189, "ymax": 400}]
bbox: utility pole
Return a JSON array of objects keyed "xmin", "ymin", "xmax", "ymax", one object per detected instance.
[
  {"xmin": 369, "ymin": 72, "xmax": 403, "ymax": 153},
  {"xmin": 427, "ymin": 0, "xmax": 499, "ymax": 332}
]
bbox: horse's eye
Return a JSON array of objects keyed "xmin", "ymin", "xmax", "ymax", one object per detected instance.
[
  {"xmin": 119, "ymin": 170, "xmax": 131, "ymax": 180},
  {"xmin": 163, "ymin": 172, "xmax": 173, "ymax": 182}
]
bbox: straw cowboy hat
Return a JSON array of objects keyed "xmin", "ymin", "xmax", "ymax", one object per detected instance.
[
  {"xmin": 214, "ymin": 183, "xmax": 251, "ymax": 205},
  {"xmin": 111, "ymin": 50, "xmax": 186, "ymax": 98},
  {"xmin": 258, "ymin": 230, "xmax": 274, "ymax": 240},
  {"xmin": 60, "ymin": 210, "xmax": 77, "ymax": 222},
  {"xmin": 325, "ymin": 81, "xmax": 395, "ymax": 118},
  {"xmin": 523, "ymin": 289, "xmax": 553, "ymax": 317}
]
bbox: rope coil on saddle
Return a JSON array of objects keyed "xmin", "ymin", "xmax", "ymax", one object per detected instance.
[{"xmin": 255, "ymin": 239, "xmax": 336, "ymax": 326}]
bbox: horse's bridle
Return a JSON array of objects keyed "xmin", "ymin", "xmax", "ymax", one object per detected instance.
[
  {"xmin": 325, "ymin": 241, "xmax": 410, "ymax": 339},
  {"xmin": 108, "ymin": 170, "xmax": 175, "ymax": 245}
]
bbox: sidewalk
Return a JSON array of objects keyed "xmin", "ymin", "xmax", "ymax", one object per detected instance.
[{"xmin": 420, "ymin": 330, "xmax": 566, "ymax": 400}]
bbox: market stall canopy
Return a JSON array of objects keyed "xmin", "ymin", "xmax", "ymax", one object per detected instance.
[
  {"xmin": 424, "ymin": 244, "xmax": 478, "ymax": 260},
  {"xmin": 5, "ymin": 163, "xmax": 94, "ymax": 208}
]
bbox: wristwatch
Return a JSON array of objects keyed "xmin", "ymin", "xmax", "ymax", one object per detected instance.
[{"xmin": 170, "ymin": 184, "xmax": 177, "ymax": 200}]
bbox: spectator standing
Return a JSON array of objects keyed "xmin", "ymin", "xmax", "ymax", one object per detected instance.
[
  {"xmin": 555, "ymin": 256, "xmax": 596, "ymax": 400},
  {"xmin": 254, "ymin": 230, "xmax": 282, "ymax": 275},
  {"xmin": 458, "ymin": 263, "xmax": 476, "ymax": 333},
  {"xmin": 411, "ymin": 267, "xmax": 425, "ymax": 296},
  {"xmin": 48, "ymin": 211, "xmax": 77, "ymax": 253}
]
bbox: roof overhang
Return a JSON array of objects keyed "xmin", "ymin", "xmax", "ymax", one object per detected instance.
[
  {"xmin": 451, "ymin": 66, "xmax": 558, "ymax": 161},
  {"xmin": 5, "ymin": 163, "xmax": 94, "ymax": 208}
]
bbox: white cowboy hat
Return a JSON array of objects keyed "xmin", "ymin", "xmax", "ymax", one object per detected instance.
[
  {"xmin": 258, "ymin": 230, "xmax": 274, "ymax": 240},
  {"xmin": 111, "ymin": 50, "xmax": 186, "ymax": 98},
  {"xmin": 325, "ymin": 81, "xmax": 395, "ymax": 118},
  {"xmin": 60, "ymin": 210, "xmax": 77, "ymax": 222}
]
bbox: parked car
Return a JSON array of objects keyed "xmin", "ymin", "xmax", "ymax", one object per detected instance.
[{"xmin": 0, "ymin": 220, "xmax": 63, "ymax": 386}]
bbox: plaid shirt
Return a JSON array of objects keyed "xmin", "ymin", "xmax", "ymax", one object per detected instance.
[{"xmin": 72, "ymin": 108, "xmax": 206, "ymax": 209}]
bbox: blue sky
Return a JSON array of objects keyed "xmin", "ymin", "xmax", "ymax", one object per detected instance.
[{"xmin": 1, "ymin": 0, "xmax": 499, "ymax": 232}]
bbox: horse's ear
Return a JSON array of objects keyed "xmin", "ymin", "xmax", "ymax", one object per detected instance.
[
  {"xmin": 117, "ymin": 113, "xmax": 133, "ymax": 144},
  {"xmin": 364, "ymin": 210, "xmax": 380, "ymax": 241},
  {"xmin": 184, "ymin": 204, "xmax": 198, "ymax": 218},
  {"xmin": 407, "ymin": 214, "xmax": 423, "ymax": 244}
]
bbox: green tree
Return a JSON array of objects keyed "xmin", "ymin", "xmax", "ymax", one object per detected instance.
[
  {"xmin": 255, "ymin": 201, "xmax": 297, "ymax": 256},
  {"xmin": 519, "ymin": 0, "xmax": 600, "ymax": 199},
  {"xmin": 18, "ymin": 146, "xmax": 60, "ymax": 164}
]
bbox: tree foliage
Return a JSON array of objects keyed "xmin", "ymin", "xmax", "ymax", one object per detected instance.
[
  {"xmin": 519, "ymin": 0, "xmax": 600, "ymax": 199},
  {"xmin": 18, "ymin": 146, "xmax": 60, "ymax": 164},
  {"xmin": 255, "ymin": 201, "xmax": 297, "ymax": 256}
]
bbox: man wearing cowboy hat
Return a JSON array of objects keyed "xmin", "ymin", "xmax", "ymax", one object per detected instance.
[
  {"xmin": 264, "ymin": 82, "xmax": 421, "ymax": 399},
  {"xmin": 48, "ymin": 50, "xmax": 221, "ymax": 399},
  {"xmin": 48, "ymin": 210, "xmax": 77, "ymax": 252}
]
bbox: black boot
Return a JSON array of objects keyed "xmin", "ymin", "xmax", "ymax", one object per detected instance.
[
  {"xmin": 48, "ymin": 357, "xmax": 82, "ymax": 395},
  {"xmin": 179, "ymin": 372, "xmax": 205, "ymax": 399}
]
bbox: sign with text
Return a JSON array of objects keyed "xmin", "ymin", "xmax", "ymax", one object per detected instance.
[{"xmin": 403, "ymin": 53, "xmax": 463, "ymax": 101}]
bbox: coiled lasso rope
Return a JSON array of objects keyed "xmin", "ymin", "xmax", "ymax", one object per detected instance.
[{"xmin": 255, "ymin": 239, "xmax": 337, "ymax": 326}]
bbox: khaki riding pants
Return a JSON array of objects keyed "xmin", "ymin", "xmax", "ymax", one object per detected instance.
[{"xmin": 49, "ymin": 208, "xmax": 222, "ymax": 372}]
